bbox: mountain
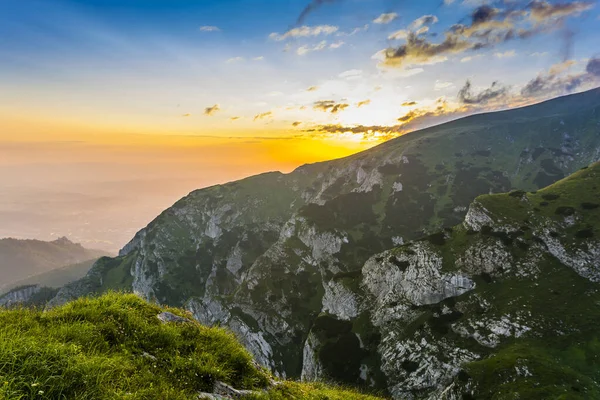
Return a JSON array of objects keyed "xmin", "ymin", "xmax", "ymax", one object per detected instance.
[
  {"xmin": 0, "ymin": 292, "xmax": 383, "ymax": 400},
  {"xmin": 0, "ymin": 237, "xmax": 109, "ymax": 292},
  {"xmin": 50, "ymin": 88, "xmax": 600, "ymax": 397}
]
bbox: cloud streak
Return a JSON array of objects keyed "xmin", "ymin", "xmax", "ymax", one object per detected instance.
[
  {"xmin": 269, "ymin": 25, "xmax": 338, "ymax": 41},
  {"xmin": 204, "ymin": 104, "xmax": 221, "ymax": 116},
  {"xmin": 313, "ymin": 100, "xmax": 350, "ymax": 113}
]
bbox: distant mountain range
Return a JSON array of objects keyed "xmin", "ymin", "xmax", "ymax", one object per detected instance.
[
  {"xmin": 50, "ymin": 88, "xmax": 600, "ymax": 398},
  {"xmin": 0, "ymin": 236, "xmax": 110, "ymax": 293}
]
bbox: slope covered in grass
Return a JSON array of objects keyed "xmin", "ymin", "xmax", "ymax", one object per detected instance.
[{"xmin": 0, "ymin": 292, "xmax": 384, "ymax": 400}]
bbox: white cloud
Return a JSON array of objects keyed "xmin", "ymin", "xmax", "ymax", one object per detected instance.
[
  {"xmin": 409, "ymin": 15, "xmax": 438, "ymax": 30},
  {"xmin": 253, "ymin": 56, "xmax": 264, "ymax": 61},
  {"xmin": 494, "ymin": 50, "xmax": 516, "ymax": 58},
  {"xmin": 338, "ymin": 24, "xmax": 370, "ymax": 37},
  {"xmin": 296, "ymin": 40, "xmax": 328, "ymax": 56},
  {"xmin": 339, "ymin": 69, "xmax": 363, "ymax": 80},
  {"xmin": 460, "ymin": 54, "xmax": 482, "ymax": 63},
  {"xmin": 269, "ymin": 25, "xmax": 338, "ymax": 41},
  {"xmin": 389, "ymin": 29, "xmax": 409, "ymax": 40},
  {"xmin": 530, "ymin": 52, "xmax": 549, "ymax": 57},
  {"xmin": 329, "ymin": 41, "xmax": 345, "ymax": 49},
  {"xmin": 374, "ymin": 13, "xmax": 399, "ymax": 24},
  {"xmin": 199, "ymin": 26, "xmax": 220, "ymax": 32},
  {"xmin": 434, "ymin": 80, "xmax": 454, "ymax": 90},
  {"xmin": 226, "ymin": 57, "xmax": 244, "ymax": 64}
]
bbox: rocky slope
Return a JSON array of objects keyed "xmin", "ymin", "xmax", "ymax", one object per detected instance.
[
  {"xmin": 0, "ymin": 236, "xmax": 109, "ymax": 292},
  {"xmin": 355, "ymin": 162, "xmax": 600, "ymax": 398},
  {"xmin": 51, "ymin": 89, "xmax": 600, "ymax": 397}
]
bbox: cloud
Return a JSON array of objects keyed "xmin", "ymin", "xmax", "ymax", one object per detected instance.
[
  {"xmin": 292, "ymin": 121, "xmax": 303, "ymax": 127},
  {"xmin": 409, "ymin": 15, "xmax": 439, "ymax": 30},
  {"xmin": 338, "ymin": 24, "xmax": 370, "ymax": 36},
  {"xmin": 587, "ymin": 57, "xmax": 600, "ymax": 76},
  {"xmin": 199, "ymin": 26, "xmax": 220, "ymax": 32},
  {"xmin": 357, "ymin": 99, "xmax": 371, "ymax": 107},
  {"xmin": 458, "ymin": 80, "xmax": 508, "ymax": 104},
  {"xmin": 401, "ymin": 101, "xmax": 418, "ymax": 106},
  {"xmin": 531, "ymin": 51, "xmax": 549, "ymax": 57},
  {"xmin": 460, "ymin": 54, "xmax": 482, "ymax": 62},
  {"xmin": 204, "ymin": 104, "xmax": 221, "ymax": 116},
  {"xmin": 230, "ymin": 116, "xmax": 240, "ymax": 121},
  {"xmin": 269, "ymin": 25, "xmax": 338, "ymax": 41},
  {"xmin": 297, "ymin": 40, "xmax": 328, "ymax": 55},
  {"xmin": 388, "ymin": 30, "xmax": 409, "ymax": 40},
  {"xmin": 374, "ymin": 13, "xmax": 399, "ymax": 24},
  {"xmin": 435, "ymin": 80, "xmax": 454, "ymax": 90},
  {"xmin": 529, "ymin": 1, "xmax": 594, "ymax": 22},
  {"xmin": 296, "ymin": 0, "xmax": 340, "ymax": 26},
  {"xmin": 254, "ymin": 111, "xmax": 273, "ymax": 121},
  {"xmin": 304, "ymin": 124, "xmax": 404, "ymax": 142},
  {"xmin": 521, "ymin": 58, "xmax": 600, "ymax": 97},
  {"xmin": 339, "ymin": 69, "xmax": 362, "ymax": 80},
  {"xmin": 307, "ymin": 86, "xmax": 319, "ymax": 92},
  {"xmin": 380, "ymin": 32, "xmax": 469, "ymax": 68},
  {"xmin": 226, "ymin": 57, "xmax": 244, "ymax": 63},
  {"xmin": 494, "ymin": 50, "xmax": 516, "ymax": 58},
  {"xmin": 182, "ymin": 113, "xmax": 191, "ymax": 117},
  {"xmin": 313, "ymin": 100, "xmax": 350, "ymax": 113},
  {"xmin": 329, "ymin": 41, "xmax": 345, "ymax": 49},
  {"xmin": 378, "ymin": 1, "xmax": 590, "ymax": 69},
  {"xmin": 253, "ymin": 56, "xmax": 264, "ymax": 61}
]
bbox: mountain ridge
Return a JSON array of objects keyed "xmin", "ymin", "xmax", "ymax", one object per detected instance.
[{"xmin": 50, "ymin": 88, "xmax": 600, "ymax": 398}]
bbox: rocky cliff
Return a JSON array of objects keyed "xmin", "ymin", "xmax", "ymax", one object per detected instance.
[{"xmin": 50, "ymin": 89, "xmax": 600, "ymax": 398}]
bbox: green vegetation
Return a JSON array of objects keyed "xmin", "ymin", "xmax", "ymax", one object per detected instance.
[{"xmin": 0, "ymin": 292, "xmax": 386, "ymax": 400}]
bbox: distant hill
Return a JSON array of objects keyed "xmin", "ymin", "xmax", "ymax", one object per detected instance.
[{"xmin": 0, "ymin": 237, "xmax": 110, "ymax": 292}]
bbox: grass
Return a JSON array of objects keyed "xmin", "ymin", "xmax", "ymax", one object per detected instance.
[{"xmin": 0, "ymin": 292, "xmax": 386, "ymax": 400}]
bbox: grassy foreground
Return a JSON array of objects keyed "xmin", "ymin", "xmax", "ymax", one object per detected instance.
[{"xmin": 0, "ymin": 292, "xmax": 383, "ymax": 400}]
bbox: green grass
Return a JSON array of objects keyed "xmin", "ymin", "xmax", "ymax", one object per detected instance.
[{"xmin": 0, "ymin": 292, "xmax": 386, "ymax": 400}]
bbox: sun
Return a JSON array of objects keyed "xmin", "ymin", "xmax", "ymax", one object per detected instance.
[{"xmin": 336, "ymin": 100, "xmax": 404, "ymax": 127}]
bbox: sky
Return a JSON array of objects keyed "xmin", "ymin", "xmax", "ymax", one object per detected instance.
[{"xmin": 1, "ymin": 0, "xmax": 599, "ymax": 251}]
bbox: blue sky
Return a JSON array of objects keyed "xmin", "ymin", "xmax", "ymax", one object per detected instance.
[{"xmin": 1, "ymin": 0, "xmax": 599, "ymax": 138}]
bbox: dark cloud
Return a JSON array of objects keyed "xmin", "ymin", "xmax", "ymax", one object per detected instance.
[
  {"xmin": 382, "ymin": 32, "xmax": 471, "ymax": 68},
  {"xmin": 357, "ymin": 99, "xmax": 371, "ymax": 107},
  {"xmin": 471, "ymin": 5, "xmax": 498, "ymax": 26},
  {"xmin": 292, "ymin": 121, "xmax": 303, "ymax": 127},
  {"xmin": 402, "ymin": 101, "xmax": 418, "ymax": 106},
  {"xmin": 521, "ymin": 58, "xmax": 599, "ymax": 97},
  {"xmin": 458, "ymin": 80, "xmax": 508, "ymax": 104},
  {"xmin": 307, "ymin": 86, "xmax": 319, "ymax": 92},
  {"xmin": 204, "ymin": 104, "xmax": 220, "ymax": 116},
  {"xmin": 587, "ymin": 57, "xmax": 600, "ymax": 76},
  {"xmin": 313, "ymin": 100, "xmax": 350, "ymax": 113},
  {"xmin": 297, "ymin": 0, "xmax": 340, "ymax": 25}
]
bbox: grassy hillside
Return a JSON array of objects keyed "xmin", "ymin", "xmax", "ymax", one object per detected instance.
[{"xmin": 0, "ymin": 292, "xmax": 384, "ymax": 400}]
